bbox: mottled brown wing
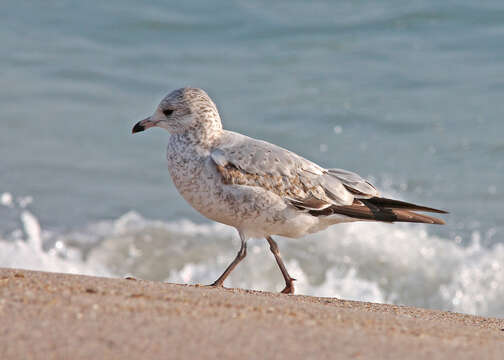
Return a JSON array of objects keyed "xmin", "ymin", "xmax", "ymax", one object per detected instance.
[
  {"xmin": 211, "ymin": 132, "xmax": 356, "ymax": 209},
  {"xmin": 214, "ymin": 161, "xmax": 332, "ymax": 211}
]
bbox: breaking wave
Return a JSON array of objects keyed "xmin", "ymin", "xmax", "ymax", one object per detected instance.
[{"xmin": 1, "ymin": 192, "xmax": 503, "ymax": 318}]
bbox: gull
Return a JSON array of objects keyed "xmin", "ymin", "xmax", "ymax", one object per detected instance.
[{"xmin": 132, "ymin": 87, "xmax": 447, "ymax": 294}]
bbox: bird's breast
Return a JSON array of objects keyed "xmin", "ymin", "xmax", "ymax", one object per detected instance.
[{"xmin": 166, "ymin": 141, "xmax": 224, "ymax": 216}]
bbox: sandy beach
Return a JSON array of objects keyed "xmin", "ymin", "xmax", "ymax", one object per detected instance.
[{"xmin": 0, "ymin": 268, "xmax": 503, "ymax": 359}]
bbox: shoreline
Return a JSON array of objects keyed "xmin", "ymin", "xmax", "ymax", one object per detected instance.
[{"xmin": 1, "ymin": 268, "xmax": 503, "ymax": 359}]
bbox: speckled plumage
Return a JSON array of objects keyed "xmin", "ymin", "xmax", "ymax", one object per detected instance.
[
  {"xmin": 155, "ymin": 88, "xmax": 378, "ymax": 239},
  {"xmin": 133, "ymin": 87, "xmax": 446, "ymax": 293}
]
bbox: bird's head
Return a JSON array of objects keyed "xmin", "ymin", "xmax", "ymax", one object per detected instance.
[{"xmin": 132, "ymin": 87, "xmax": 222, "ymax": 137}]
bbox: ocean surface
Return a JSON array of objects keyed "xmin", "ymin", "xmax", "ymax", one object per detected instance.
[{"xmin": 1, "ymin": 1, "xmax": 504, "ymax": 317}]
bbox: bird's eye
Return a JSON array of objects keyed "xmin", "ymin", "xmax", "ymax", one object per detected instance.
[{"xmin": 163, "ymin": 109, "xmax": 174, "ymax": 117}]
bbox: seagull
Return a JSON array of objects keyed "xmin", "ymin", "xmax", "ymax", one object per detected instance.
[{"xmin": 132, "ymin": 87, "xmax": 447, "ymax": 294}]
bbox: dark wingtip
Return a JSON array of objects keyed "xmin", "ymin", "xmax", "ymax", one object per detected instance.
[
  {"xmin": 367, "ymin": 197, "xmax": 449, "ymax": 214},
  {"xmin": 426, "ymin": 208, "xmax": 449, "ymax": 214},
  {"xmin": 132, "ymin": 122, "xmax": 145, "ymax": 134}
]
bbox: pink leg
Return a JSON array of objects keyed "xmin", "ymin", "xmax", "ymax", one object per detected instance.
[
  {"xmin": 266, "ymin": 236, "xmax": 296, "ymax": 294},
  {"xmin": 211, "ymin": 232, "xmax": 247, "ymax": 287}
]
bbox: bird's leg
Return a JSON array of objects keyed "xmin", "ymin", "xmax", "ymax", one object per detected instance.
[
  {"xmin": 210, "ymin": 232, "xmax": 247, "ymax": 288},
  {"xmin": 266, "ymin": 236, "xmax": 296, "ymax": 294}
]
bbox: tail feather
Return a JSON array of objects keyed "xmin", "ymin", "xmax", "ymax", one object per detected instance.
[
  {"xmin": 308, "ymin": 197, "xmax": 447, "ymax": 225},
  {"xmin": 390, "ymin": 209, "xmax": 445, "ymax": 225}
]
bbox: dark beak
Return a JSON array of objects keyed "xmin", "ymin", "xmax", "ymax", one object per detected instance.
[
  {"xmin": 132, "ymin": 122, "xmax": 145, "ymax": 134},
  {"xmin": 132, "ymin": 117, "xmax": 156, "ymax": 134}
]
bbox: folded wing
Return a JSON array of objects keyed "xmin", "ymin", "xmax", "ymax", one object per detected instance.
[
  {"xmin": 211, "ymin": 132, "xmax": 379, "ymax": 211},
  {"xmin": 211, "ymin": 131, "xmax": 447, "ymax": 225}
]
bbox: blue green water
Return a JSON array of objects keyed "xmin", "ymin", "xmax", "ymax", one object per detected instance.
[{"xmin": 1, "ymin": 1, "xmax": 504, "ymax": 316}]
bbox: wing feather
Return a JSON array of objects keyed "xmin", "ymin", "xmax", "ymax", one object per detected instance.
[
  {"xmin": 211, "ymin": 131, "xmax": 355, "ymax": 209},
  {"xmin": 327, "ymin": 169, "xmax": 379, "ymax": 198},
  {"xmin": 209, "ymin": 131, "xmax": 446, "ymax": 225}
]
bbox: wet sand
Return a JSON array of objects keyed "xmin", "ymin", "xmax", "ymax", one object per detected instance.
[{"xmin": 0, "ymin": 268, "xmax": 503, "ymax": 359}]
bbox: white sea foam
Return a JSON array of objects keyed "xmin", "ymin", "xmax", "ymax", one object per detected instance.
[
  {"xmin": 1, "ymin": 192, "xmax": 13, "ymax": 207},
  {"xmin": 1, "ymin": 204, "xmax": 503, "ymax": 317},
  {"xmin": 0, "ymin": 199, "xmax": 109, "ymax": 276},
  {"xmin": 20, "ymin": 210, "xmax": 42, "ymax": 250}
]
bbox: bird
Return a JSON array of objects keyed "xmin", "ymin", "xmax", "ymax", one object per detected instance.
[{"xmin": 132, "ymin": 87, "xmax": 447, "ymax": 294}]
